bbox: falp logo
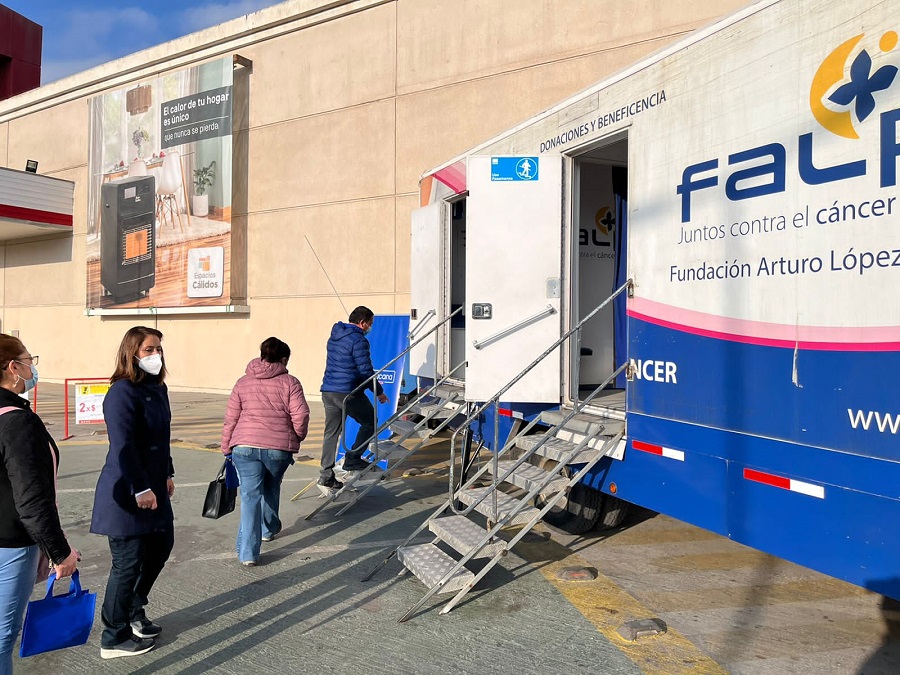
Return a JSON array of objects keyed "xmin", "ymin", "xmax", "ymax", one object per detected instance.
[
  {"xmin": 595, "ymin": 206, "xmax": 615, "ymax": 236},
  {"xmin": 676, "ymin": 27, "xmax": 900, "ymax": 224},
  {"xmin": 811, "ymin": 31, "xmax": 898, "ymax": 139},
  {"xmin": 580, "ymin": 205, "xmax": 615, "ymax": 248}
]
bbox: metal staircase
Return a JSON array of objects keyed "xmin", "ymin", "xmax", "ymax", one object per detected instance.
[
  {"xmin": 301, "ymin": 308, "xmax": 469, "ymax": 519},
  {"xmin": 362, "ymin": 280, "xmax": 633, "ymax": 621},
  {"xmin": 304, "ymin": 377, "xmax": 468, "ymax": 519}
]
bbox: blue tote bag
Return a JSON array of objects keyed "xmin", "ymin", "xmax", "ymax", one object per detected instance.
[{"xmin": 19, "ymin": 570, "xmax": 96, "ymax": 657}]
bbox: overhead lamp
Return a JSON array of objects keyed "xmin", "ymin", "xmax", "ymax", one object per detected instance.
[{"xmin": 126, "ymin": 85, "xmax": 152, "ymax": 115}]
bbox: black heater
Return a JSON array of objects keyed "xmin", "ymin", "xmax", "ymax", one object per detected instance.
[{"xmin": 101, "ymin": 175, "xmax": 156, "ymax": 304}]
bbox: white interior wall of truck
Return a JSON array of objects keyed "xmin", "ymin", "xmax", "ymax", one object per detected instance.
[
  {"xmin": 449, "ymin": 199, "xmax": 467, "ymax": 380},
  {"xmin": 569, "ymin": 139, "xmax": 628, "ymax": 400},
  {"xmin": 575, "ymin": 161, "xmax": 617, "ymax": 389}
]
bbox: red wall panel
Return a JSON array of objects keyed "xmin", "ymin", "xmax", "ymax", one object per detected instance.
[{"xmin": 0, "ymin": 4, "xmax": 42, "ymax": 99}]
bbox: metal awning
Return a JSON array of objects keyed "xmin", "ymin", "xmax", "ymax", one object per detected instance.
[{"xmin": 0, "ymin": 166, "xmax": 74, "ymax": 241}]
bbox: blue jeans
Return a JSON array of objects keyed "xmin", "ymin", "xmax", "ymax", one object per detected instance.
[
  {"xmin": 0, "ymin": 545, "xmax": 39, "ymax": 675},
  {"xmin": 231, "ymin": 447, "xmax": 293, "ymax": 563}
]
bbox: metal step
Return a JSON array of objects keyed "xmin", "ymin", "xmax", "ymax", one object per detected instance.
[
  {"xmin": 455, "ymin": 487, "xmax": 539, "ymax": 526},
  {"xmin": 539, "ymin": 410, "xmax": 612, "ymax": 435},
  {"xmin": 370, "ymin": 440, "xmax": 406, "ymax": 465},
  {"xmin": 429, "ymin": 516, "xmax": 506, "ymax": 559},
  {"xmin": 434, "ymin": 382, "xmax": 464, "ymax": 399},
  {"xmin": 409, "ymin": 401, "xmax": 456, "ymax": 420},
  {"xmin": 515, "ymin": 435, "xmax": 600, "ymax": 464},
  {"xmin": 397, "ymin": 543, "xmax": 473, "ymax": 594},
  {"xmin": 554, "ymin": 425, "xmax": 625, "ymax": 453},
  {"xmin": 389, "ymin": 419, "xmax": 432, "ymax": 439},
  {"xmin": 486, "ymin": 460, "xmax": 567, "ymax": 495}
]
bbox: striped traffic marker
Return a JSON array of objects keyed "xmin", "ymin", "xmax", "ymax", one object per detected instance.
[
  {"xmin": 632, "ymin": 439, "xmax": 685, "ymax": 461},
  {"xmin": 743, "ymin": 468, "xmax": 825, "ymax": 499}
]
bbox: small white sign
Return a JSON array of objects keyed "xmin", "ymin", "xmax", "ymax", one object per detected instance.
[
  {"xmin": 75, "ymin": 384, "xmax": 109, "ymax": 425},
  {"xmin": 187, "ymin": 246, "xmax": 224, "ymax": 298}
]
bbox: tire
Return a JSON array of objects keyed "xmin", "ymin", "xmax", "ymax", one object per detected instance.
[
  {"xmin": 597, "ymin": 494, "xmax": 629, "ymax": 530},
  {"xmin": 534, "ymin": 458, "xmax": 603, "ymax": 535}
]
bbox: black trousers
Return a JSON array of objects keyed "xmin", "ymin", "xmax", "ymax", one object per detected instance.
[
  {"xmin": 320, "ymin": 391, "xmax": 376, "ymax": 481},
  {"xmin": 101, "ymin": 529, "xmax": 174, "ymax": 647}
]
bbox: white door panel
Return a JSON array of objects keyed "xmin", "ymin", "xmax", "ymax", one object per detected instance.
[
  {"xmin": 466, "ymin": 155, "xmax": 563, "ymax": 403},
  {"xmin": 409, "ymin": 203, "xmax": 442, "ymax": 379}
]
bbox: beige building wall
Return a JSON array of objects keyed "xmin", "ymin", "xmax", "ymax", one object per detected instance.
[{"xmin": 0, "ymin": 0, "xmax": 749, "ymax": 394}]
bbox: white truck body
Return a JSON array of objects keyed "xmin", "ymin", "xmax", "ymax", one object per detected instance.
[{"xmin": 409, "ymin": 0, "xmax": 900, "ymax": 598}]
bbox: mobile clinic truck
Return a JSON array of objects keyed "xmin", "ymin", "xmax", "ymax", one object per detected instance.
[{"xmin": 407, "ymin": 0, "xmax": 900, "ymax": 600}]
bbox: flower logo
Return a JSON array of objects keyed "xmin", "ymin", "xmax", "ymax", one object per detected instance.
[
  {"xmin": 810, "ymin": 31, "xmax": 898, "ymax": 139},
  {"xmin": 594, "ymin": 206, "xmax": 615, "ymax": 236},
  {"xmin": 828, "ymin": 49, "xmax": 897, "ymax": 122}
]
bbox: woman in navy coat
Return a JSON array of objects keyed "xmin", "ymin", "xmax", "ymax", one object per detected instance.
[{"xmin": 90, "ymin": 326, "xmax": 174, "ymax": 660}]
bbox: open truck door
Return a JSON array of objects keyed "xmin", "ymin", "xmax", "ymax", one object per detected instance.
[
  {"xmin": 465, "ymin": 154, "xmax": 563, "ymax": 403},
  {"xmin": 409, "ymin": 202, "xmax": 443, "ymax": 379}
]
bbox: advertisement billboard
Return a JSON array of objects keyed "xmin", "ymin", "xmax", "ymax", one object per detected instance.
[{"xmin": 86, "ymin": 57, "xmax": 234, "ymax": 311}]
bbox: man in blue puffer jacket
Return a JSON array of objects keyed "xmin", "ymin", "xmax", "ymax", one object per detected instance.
[{"xmin": 319, "ymin": 306, "xmax": 388, "ymax": 493}]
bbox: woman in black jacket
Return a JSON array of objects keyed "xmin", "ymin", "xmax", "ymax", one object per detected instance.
[
  {"xmin": 90, "ymin": 326, "xmax": 175, "ymax": 660},
  {"xmin": 0, "ymin": 334, "xmax": 78, "ymax": 674}
]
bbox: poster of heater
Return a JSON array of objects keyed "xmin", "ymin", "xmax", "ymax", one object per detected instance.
[{"xmin": 86, "ymin": 57, "xmax": 233, "ymax": 310}]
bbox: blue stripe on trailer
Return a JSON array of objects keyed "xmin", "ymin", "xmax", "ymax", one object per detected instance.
[{"xmin": 629, "ymin": 318, "xmax": 900, "ymax": 462}]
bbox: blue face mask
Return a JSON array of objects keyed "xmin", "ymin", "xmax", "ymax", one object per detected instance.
[{"xmin": 21, "ymin": 364, "xmax": 38, "ymax": 392}]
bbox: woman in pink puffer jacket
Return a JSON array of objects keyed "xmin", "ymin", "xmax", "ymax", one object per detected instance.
[{"xmin": 221, "ymin": 337, "xmax": 310, "ymax": 566}]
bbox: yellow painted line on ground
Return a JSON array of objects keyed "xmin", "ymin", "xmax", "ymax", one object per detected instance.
[
  {"xmin": 639, "ymin": 577, "xmax": 870, "ymax": 612},
  {"xmin": 598, "ymin": 527, "xmax": 723, "ymax": 546},
  {"xmin": 650, "ymin": 549, "xmax": 775, "ymax": 572},
  {"xmin": 515, "ymin": 532, "xmax": 726, "ymax": 675}
]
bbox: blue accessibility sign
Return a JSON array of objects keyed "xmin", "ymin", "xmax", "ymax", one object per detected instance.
[{"xmin": 491, "ymin": 156, "xmax": 539, "ymax": 182}]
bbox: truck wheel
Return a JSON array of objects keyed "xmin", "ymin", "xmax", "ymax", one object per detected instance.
[
  {"xmin": 534, "ymin": 459, "xmax": 602, "ymax": 534},
  {"xmin": 597, "ymin": 495, "xmax": 628, "ymax": 530}
]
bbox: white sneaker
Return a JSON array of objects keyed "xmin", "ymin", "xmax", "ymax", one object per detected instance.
[
  {"xmin": 100, "ymin": 637, "xmax": 155, "ymax": 659},
  {"xmin": 316, "ymin": 477, "xmax": 343, "ymax": 498}
]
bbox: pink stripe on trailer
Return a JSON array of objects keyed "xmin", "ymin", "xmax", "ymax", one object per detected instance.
[{"xmin": 432, "ymin": 160, "xmax": 467, "ymax": 195}]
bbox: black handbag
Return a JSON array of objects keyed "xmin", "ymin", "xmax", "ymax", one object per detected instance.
[{"xmin": 202, "ymin": 459, "xmax": 237, "ymax": 519}]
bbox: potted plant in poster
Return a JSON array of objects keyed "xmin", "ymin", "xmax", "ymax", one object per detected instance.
[
  {"xmin": 192, "ymin": 160, "xmax": 217, "ymax": 217},
  {"xmin": 132, "ymin": 128, "xmax": 149, "ymax": 158}
]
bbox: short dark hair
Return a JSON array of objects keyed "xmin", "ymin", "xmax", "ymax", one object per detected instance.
[
  {"xmin": 348, "ymin": 306, "xmax": 374, "ymax": 325},
  {"xmin": 111, "ymin": 326, "xmax": 166, "ymax": 383},
  {"xmin": 260, "ymin": 336, "xmax": 290, "ymax": 363}
]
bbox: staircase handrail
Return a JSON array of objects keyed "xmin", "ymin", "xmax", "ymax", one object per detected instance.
[
  {"xmin": 339, "ymin": 306, "xmax": 464, "ymax": 456},
  {"xmin": 447, "ymin": 361, "xmax": 627, "ymax": 517},
  {"xmin": 361, "ymin": 360, "xmax": 627, "ymax": 586},
  {"xmin": 401, "ymin": 427, "xmax": 626, "ymax": 621},
  {"xmin": 407, "ymin": 308, "xmax": 437, "ymax": 341},
  {"xmin": 446, "ymin": 279, "xmax": 632, "ymax": 515}
]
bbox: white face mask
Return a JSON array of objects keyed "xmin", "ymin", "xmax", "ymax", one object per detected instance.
[{"xmin": 137, "ymin": 353, "xmax": 163, "ymax": 375}]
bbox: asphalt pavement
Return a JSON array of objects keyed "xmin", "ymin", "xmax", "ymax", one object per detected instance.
[{"xmin": 9, "ymin": 382, "xmax": 899, "ymax": 674}]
